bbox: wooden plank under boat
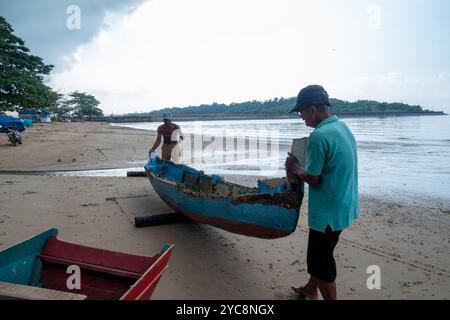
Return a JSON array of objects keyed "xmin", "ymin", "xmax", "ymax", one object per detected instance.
[
  {"xmin": 0, "ymin": 229, "xmax": 174, "ymax": 300},
  {"xmin": 144, "ymin": 156, "xmax": 304, "ymax": 239}
]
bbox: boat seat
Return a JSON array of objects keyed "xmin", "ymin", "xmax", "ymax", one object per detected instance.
[
  {"xmin": 214, "ymin": 181, "xmax": 232, "ymax": 196},
  {"xmin": 39, "ymin": 237, "xmax": 158, "ymax": 279},
  {"xmin": 0, "ymin": 281, "xmax": 86, "ymax": 300},
  {"xmin": 231, "ymin": 184, "xmax": 258, "ymax": 195}
]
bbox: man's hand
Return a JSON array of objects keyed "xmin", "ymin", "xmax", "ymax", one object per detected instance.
[
  {"xmin": 285, "ymin": 152, "xmax": 305, "ymax": 178},
  {"xmin": 285, "ymin": 168, "xmax": 299, "ymax": 186},
  {"xmin": 284, "ymin": 152, "xmax": 303, "ymax": 188},
  {"xmin": 285, "ymin": 152, "xmax": 321, "ymax": 186}
]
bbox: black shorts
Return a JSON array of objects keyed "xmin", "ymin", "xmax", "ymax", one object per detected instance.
[{"xmin": 307, "ymin": 225, "xmax": 342, "ymax": 283}]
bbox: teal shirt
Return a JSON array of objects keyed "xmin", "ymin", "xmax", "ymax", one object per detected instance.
[{"xmin": 305, "ymin": 115, "xmax": 359, "ymax": 232}]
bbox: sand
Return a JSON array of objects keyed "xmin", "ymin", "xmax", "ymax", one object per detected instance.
[{"xmin": 0, "ymin": 122, "xmax": 449, "ymax": 299}]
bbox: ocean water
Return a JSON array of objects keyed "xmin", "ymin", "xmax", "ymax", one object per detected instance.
[{"xmin": 115, "ymin": 115, "xmax": 450, "ymax": 203}]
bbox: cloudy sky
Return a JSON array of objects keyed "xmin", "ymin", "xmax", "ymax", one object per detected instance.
[{"xmin": 1, "ymin": 0, "xmax": 450, "ymax": 114}]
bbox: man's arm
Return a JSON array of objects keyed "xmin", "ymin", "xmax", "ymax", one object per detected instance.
[
  {"xmin": 149, "ymin": 129, "xmax": 162, "ymax": 154},
  {"xmin": 175, "ymin": 125, "xmax": 184, "ymax": 141}
]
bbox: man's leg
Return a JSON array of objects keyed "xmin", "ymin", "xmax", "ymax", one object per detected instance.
[
  {"xmin": 292, "ymin": 276, "xmax": 319, "ymax": 300},
  {"xmin": 161, "ymin": 144, "xmax": 172, "ymax": 160},
  {"xmin": 292, "ymin": 277, "xmax": 336, "ymax": 300},
  {"xmin": 317, "ymin": 279, "xmax": 337, "ymax": 300},
  {"xmin": 292, "ymin": 228, "xmax": 320, "ymax": 299},
  {"xmin": 295, "ymin": 226, "xmax": 341, "ymax": 300},
  {"xmin": 316, "ymin": 226, "xmax": 341, "ymax": 300}
]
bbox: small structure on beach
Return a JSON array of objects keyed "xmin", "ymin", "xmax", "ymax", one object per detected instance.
[
  {"xmin": 19, "ymin": 108, "xmax": 53, "ymax": 123},
  {"xmin": 39, "ymin": 109, "xmax": 52, "ymax": 123},
  {"xmin": 18, "ymin": 109, "xmax": 39, "ymax": 122}
]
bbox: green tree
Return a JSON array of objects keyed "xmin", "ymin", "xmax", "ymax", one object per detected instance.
[
  {"xmin": 0, "ymin": 16, "xmax": 55, "ymax": 112},
  {"xmin": 67, "ymin": 91, "xmax": 103, "ymax": 118},
  {"xmin": 151, "ymin": 96, "xmax": 427, "ymax": 116},
  {"xmin": 48, "ymin": 91, "xmax": 73, "ymax": 121}
]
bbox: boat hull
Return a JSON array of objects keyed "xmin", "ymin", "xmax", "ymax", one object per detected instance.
[{"xmin": 145, "ymin": 160, "xmax": 303, "ymax": 239}]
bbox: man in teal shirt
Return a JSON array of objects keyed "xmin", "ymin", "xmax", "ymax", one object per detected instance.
[{"xmin": 285, "ymin": 85, "xmax": 359, "ymax": 300}]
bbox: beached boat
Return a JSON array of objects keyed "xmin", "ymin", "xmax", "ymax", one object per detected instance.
[
  {"xmin": 0, "ymin": 228, "xmax": 174, "ymax": 300},
  {"xmin": 144, "ymin": 156, "xmax": 304, "ymax": 239}
]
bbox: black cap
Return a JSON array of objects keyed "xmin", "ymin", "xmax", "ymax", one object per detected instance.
[{"xmin": 289, "ymin": 84, "xmax": 330, "ymax": 113}]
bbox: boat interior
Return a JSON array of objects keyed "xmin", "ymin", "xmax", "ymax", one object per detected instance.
[
  {"xmin": 147, "ymin": 157, "xmax": 290, "ymax": 197},
  {"xmin": 37, "ymin": 236, "xmax": 159, "ymax": 299},
  {"xmin": 0, "ymin": 229, "xmax": 168, "ymax": 300}
]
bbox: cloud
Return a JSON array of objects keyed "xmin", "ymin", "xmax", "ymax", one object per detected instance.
[
  {"xmin": 50, "ymin": 0, "xmax": 367, "ymax": 114},
  {"xmin": 0, "ymin": 0, "xmax": 145, "ymax": 70},
  {"xmin": 49, "ymin": 0, "xmax": 450, "ymax": 114}
]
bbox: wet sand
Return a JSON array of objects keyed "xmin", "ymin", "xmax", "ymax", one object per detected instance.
[{"xmin": 0, "ymin": 122, "xmax": 449, "ymax": 299}]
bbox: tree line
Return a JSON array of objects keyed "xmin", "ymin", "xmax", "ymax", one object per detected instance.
[
  {"xmin": 127, "ymin": 97, "xmax": 427, "ymax": 117},
  {"xmin": 0, "ymin": 16, "xmax": 103, "ymax": 118}
]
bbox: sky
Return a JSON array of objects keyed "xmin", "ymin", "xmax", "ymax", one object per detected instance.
[{"xmin": 1, "ymin": 0, "xmax": 450, "ymax": 114}]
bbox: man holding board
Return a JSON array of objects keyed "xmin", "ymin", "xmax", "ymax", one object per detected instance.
[{"xmin": 285, "ymin": 85, "xmax": 359, "ymax": 300}]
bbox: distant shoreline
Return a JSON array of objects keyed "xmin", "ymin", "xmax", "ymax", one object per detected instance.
[
  {"xmin": 155, "ymin": 111, "xmax": 447, "ymax": 122},
  {"xmin": 87, "ymin": 111, "xmax": 446, "ymax": 123}
]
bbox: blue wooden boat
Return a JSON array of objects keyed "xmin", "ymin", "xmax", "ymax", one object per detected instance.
[
  {"xmin": 145, "ymin": 156, "xmax": 304, "ymax": 239},
  {"xmin": 0, "ymin": 228, "xmax": 174, "ymax": 300}
]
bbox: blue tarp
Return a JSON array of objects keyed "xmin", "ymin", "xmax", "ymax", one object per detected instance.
[
  {"xmin": 0, "ymin": 115, "xmax": 26, "ymax": 132},
  {"xmin": 18, "ymin": 109, "xmax": 39, "ymax": 115},
  {"xmin": 18, "ymin": 108, "xmax": 52, "ymax": 122},
  {"xmin": 22, "ymin": 119, "xmax": 33, "ymax": 128},
  {"xmin": 19, "ymin": 108, "xmax": 53, "ymax": 116}
]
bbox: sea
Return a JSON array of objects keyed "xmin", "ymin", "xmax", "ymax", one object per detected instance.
[{"xmin": 116, "ymin": 115, "xmax": 450, "ymax": 205}]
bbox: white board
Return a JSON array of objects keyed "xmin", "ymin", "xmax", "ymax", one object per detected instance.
[{"xmin": 290, "ymin": 137, "xmax": 308, "ymax": 167}]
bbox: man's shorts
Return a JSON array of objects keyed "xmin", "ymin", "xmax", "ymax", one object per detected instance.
[
  {"xmin": 161, "ymin": 143, "xmax": 180, "ymax": 163},
  {"xmin": 307, "ymin": 225, "xmax": 342, "ymax": 283}
]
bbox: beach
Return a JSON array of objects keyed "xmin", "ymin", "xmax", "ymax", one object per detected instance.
[{"xmin": 0, "ymin": 122, "xmax": 449, "ymax": 299}]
